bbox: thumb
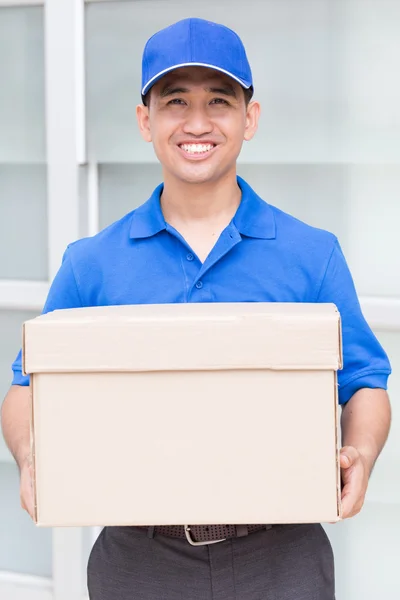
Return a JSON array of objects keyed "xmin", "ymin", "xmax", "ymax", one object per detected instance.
[{"xmin": 340, "ymin": 446, "xmax": 358, "ymax": 468}]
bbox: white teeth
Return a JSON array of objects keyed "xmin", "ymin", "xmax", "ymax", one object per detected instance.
[{"xmin": 180, "ymin": 143, "xmax": 214, "ymax": 154}]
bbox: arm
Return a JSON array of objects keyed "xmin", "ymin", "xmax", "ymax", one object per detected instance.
[
  {"xmin": 315, "ymin": 239, "xmax": 392, "ymax": 518},
  {"xmin": 1, "ymin": 385, "xmax": 31, "ymax": 469},
  {"xmin": 1, "ymin": 245, "xmax": 84, "ymax": 519},
  {"xmin": 1, "ymin": 385, "xmax": 34, "ymax": 517},
  {"xmin": 341, "ymin": 387, "xmax": 391, "ymax": 475},
  {"xmin": 339, "ymin": 388, "xmax": 391, "ymax": 518}
]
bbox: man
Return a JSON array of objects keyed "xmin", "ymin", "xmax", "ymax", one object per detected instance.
[{"xmin": 1, "ymin": 17, "xmax": 392, "ymax": 600}]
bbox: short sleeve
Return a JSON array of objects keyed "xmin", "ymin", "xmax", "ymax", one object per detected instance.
[
  {"xmin": 317, "ymin": 240, "xmax": 391, "ymax": 404},
  {"xmin": 11, "ymin": 246, "xmax": 83, "ymax": 386}
]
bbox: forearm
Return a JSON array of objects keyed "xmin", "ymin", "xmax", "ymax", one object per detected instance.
[
  {"xmin": 1, "ymin": 385, "xmax": 32, "ymax": 471},
  {"xmin": 341, "ymin": 387, "xmax": 391, "ymax": 475}
]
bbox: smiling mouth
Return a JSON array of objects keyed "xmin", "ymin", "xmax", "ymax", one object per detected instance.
[{"xmin": 179, "ymin": 143, "xmax": 216, "ymax": 156}]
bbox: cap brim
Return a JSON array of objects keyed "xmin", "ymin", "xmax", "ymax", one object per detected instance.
[{"xmin": 142, "ymin": 62, "xmax": 252, "ymax": 97}]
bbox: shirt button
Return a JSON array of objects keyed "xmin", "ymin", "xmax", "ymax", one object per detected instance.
[
  {"xmin": 186, "ymin": 253, "xmax": 194, "ymax": 261},
  {"xmin": 195, "ymin": 281, "xmax": 203, "ymax": 289}
]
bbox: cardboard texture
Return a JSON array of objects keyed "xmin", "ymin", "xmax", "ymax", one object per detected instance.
[{"xmin": 23, "ymin": 302, "xmax": 343, "ymax": 527}]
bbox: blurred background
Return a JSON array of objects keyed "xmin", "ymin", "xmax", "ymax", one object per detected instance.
[{"xmin": 0, "ymin": 1, "xmax": 399, "ymax": 599}]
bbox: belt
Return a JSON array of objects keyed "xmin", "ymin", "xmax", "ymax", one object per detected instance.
[{"xmin": 145, "ymin": 524, "xmax": 271, "ymax": 546}]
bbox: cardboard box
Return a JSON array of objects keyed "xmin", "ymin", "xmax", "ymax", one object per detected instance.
[{"xmin": 22, "ymin": 302, "xmax": 342, "ymax": 527}]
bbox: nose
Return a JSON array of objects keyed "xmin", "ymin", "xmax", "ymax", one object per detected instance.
[{"xmin": 182, "ymin": 105, "xmax": 213, "ymax": 136}]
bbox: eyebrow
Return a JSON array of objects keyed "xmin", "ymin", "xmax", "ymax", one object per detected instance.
[
  {"xmin": 159, "ymin": 84, "xmax": 238, "ymax": 99},
  {"xmin": 207, "ymin": 85, "xmax": 237, "ymax": 98},
  {"xmin": 159, "ymin": 86, "xmax": 189, "ymax": 98}
]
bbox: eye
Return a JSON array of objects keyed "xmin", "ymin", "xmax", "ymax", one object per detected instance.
[
  {"xmin": 167, "ymin": 98, "xmax": 186, "ymax": 106},
  {"xmin": 210, "ymin": 98, "xmax": 229, "ymax": 105}
]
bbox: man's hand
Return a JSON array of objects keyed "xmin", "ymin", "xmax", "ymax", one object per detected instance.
[
  {"xmin": 340, "ymin": 446, "xmax": 369, "ymax": 519},
  {"xmin": 20, "ymin": 456, "xmax": 35, "ymax": 520},
  {"xmin": 339, "ymin": 388, "xmax": 391, "ymax": 519},
  {"xmin": 1, "ymin": 385, "xmax": 35, "ymax": 519}
]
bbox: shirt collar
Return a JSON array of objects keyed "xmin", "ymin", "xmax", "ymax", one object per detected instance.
[
  {"xmin": 129, "ymin": 183, "xmax": 167, "ymax": 239},
  {"xmin": 129, "ymin": 176, "xmax": 276, "ymax": 240},
  {"xmin": 233, "ymin": 176, "xmax": 276, "ymax": 239}
]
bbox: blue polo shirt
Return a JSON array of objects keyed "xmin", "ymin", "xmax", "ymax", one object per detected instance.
[{"xmin": 12, "ymin": 176, "xmax": 391, "ymax": 403}]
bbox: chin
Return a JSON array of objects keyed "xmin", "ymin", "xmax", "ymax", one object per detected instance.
[
  {"xmin": 174, "ymin": 165, "xmax": 227, "ymax": 185},
  {"xmin": 179, "ymin": 174, "xmax": 214, "ymax": 185}
]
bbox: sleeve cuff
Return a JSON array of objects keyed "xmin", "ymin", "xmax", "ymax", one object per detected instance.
[
  {"xmin": 339, "ymin": 371, "xmax": 390, "ymax": 405},
  {"xmin": 11, "ymin": 370, "xmax": 30, "ymax": 387}
]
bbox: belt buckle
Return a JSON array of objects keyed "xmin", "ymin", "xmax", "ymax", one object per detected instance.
[{"xmin": 184, "ymin": 525, "xmax": 226, "ymax": 546}]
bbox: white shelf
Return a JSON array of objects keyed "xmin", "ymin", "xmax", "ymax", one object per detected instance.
[
  {"xmin": 0, "ymin": 160, "xmax": 47, "ymax": 165},
  {"xmin": 2, "ymin": 158, "xmax": 398, "ymax": 166},
  {"xmin": 2, "ymin": 151, "xmax": 398, "ymax": 170},
  {"xmin": 360, "ymin": 297, "xmax": 400, "ymax": 332},
  {"xmin": 0, "ymin": 280, "xmax": 49, "ymax": 311},
  {"xmin": 0, "ymin": 1, "xmax": 42, "ymax": 6},
  {"xmin": 0, "ymin": 571, "xmax": 52, "ymax": 600},
  {"xmin": 0, "ymin": 570, "xmax": 89, "ymax": 600},
  {"xmin": 87, "ymin": 158, "xmax": 400, "ymax": 166}
]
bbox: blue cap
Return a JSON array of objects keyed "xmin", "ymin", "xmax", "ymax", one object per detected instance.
[{"xmin": 141, "ymin": 18, "xmax": 253, "ymax": 98}]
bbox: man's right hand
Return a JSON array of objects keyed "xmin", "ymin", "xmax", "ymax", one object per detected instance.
[
  {"xmin": 20, "ymin": 457, "xmax": 35, "ymax": 520},
  {"xmin": 1, "ymin": 385, "xmax": 35, "ymax": 520}
]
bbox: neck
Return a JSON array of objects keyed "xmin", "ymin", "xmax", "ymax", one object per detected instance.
[{"xmin": 160, "ymin": 170, "xmax": 241, "ymax": 223}]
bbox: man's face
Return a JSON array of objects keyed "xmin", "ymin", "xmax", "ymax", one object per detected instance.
[{"xmin": 137, "ymin": 67, "xmax": 260, "ymax": 185}]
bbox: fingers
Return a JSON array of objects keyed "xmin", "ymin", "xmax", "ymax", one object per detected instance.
[
  {"xmin": 21, "ymin": 490, "xmax": 35, "ymax": 519},
  {"xmin": 341, "ymin": 484, "xmax": 357, "ymax": 519},
  {"xmin": 21, "ymin": 496, "xmax": 34, "ymax": 519},
  {"xmin": 340, "ymin": 446, "xmax": 359, "ymax": 469},
  {"xmin": 340, "ymin": 457, "xmax": 366, "ymax": 519},
  {"xmin": 22, "ymin": 486, "xmax": 35, "ymax": 519},
  {"xmin": 341, "ymin": 478, "xmax": 356, "ymax": 518},
  {"xmin": 341, "ymin": 491, "xmax": 364, "ymax": 519},
  {"xmin": 20, "ymin": 465, "xmax": 35, "ymax": 520}
]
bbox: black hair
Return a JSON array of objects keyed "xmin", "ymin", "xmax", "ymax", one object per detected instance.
[
  {"xmin": 243, "ymin": 86, "xmax": 254, "ymax": 105},
  {"xmin": 142, "ymin": 85, "xmax": 254, "ymax": 107}
]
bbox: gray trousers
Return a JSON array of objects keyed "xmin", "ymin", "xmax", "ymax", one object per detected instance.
[{"xmin": 87, "ymin": 524, "xmax": 335, "ymax": 600}]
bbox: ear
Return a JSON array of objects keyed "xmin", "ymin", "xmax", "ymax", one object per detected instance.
[
  {"xmin": 136, "ymin": 104, "xmax": 152, "ymax": 143},
  {"xmin": 243, "ymin": 101, "xmax": 261, "ymax": 142}
]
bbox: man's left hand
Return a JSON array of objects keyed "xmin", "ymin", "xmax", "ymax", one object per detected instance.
[{"xmin": 340, "ymin": 446, "xmax": 370, "ymax": 519}]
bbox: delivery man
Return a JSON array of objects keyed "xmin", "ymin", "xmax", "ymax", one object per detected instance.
[{"xmin": 1, "ymin": 17, "xmax": 392, "ymax": 600}]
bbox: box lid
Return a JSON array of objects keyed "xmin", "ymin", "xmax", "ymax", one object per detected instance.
[{"xmin": 22, "ymin": 302, "xmax": 342, "ymax": 375}]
